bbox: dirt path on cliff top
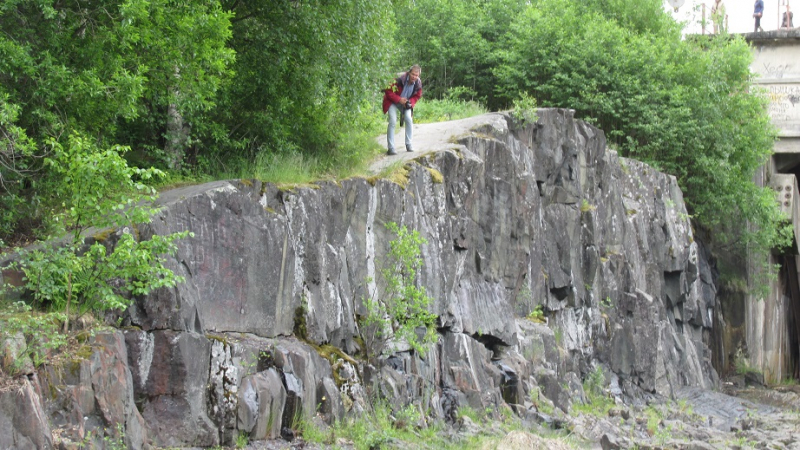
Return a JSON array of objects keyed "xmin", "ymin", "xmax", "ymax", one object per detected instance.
[{"xmin": 369, "ymin": 112, "xmax": 507, "ymax": 175}]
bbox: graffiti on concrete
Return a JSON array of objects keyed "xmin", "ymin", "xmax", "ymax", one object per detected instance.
[
  {"xmin": 762, "ymin": 62, "xmax": 794, "ymax": 79},
  {"xmin": 767, "ymin": 85, "xmax": 800, "ymax": 125}
]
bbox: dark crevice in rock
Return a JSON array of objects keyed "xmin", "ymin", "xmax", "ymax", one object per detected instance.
[
  {"xmin": 280, "ymin": 372, "xmax": 303, "ymax": 433},
  {"xmin": 536, "ymin": 180, "xmax": 546, "ymax": 197},
  {"xmin": 664, "ymin": 270, "xmax": 682, "ymax": 309},
  {"xmin": 385, "ymin": 355, "xmax": 404, "ymax": 373},
  {"xmin": 550, "ymin": 285, "xmax": 569, "ymax": 301},
  {"xmin": 495, "ymin": 362, "xmax": 521, "ymax": 405},
  {"xmin": 470, "ymin": 332, "xmax": 508, "ymax": 360}
]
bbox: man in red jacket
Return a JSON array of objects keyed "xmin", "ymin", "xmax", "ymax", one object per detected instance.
[{"xmin": 383, "ymin": 65, "xmax": 423, "ymax": 155}]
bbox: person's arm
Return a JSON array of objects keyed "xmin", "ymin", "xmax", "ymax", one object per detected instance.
[{"xmin": 408, "ymin": 82, "xmax": 423, "ymax": 107}]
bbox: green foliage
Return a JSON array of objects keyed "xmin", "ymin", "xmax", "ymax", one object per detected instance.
[
  {"xmin": 584, "ymin": 366, "xmax": 606, "ymax": 398},
  {"xmin": 413, "ymin": 87, "xmax": 488, "ymax": 123},
  {"xmin": 45, "ymin": 134, "xmax": 163, "ymax": 239},
  {"xmin": 235, "ymin": 431, "xmax": 248, "ymax": 449},
  {"xmin": 457, "ymin": 405, "xmax": 483, "ymax": 422},
  {"xmin": 359, "ymin": 222, "xmax": 438, "ymax": 361},
  {"xmin": 0, "ymin": 301, "xmax": 67, "ymax": 373},
  {"xmin": 8, "ymin": 135, "xmax": 189, "ymax": 327},
  {"xmin": 580, "ymin": 199, "xmax": 596, "ymax": 213},
  {"xmin": 553, "ymin": 327, "xmax": 564, "ymax": 347},
  {"xmin": 394, "ymin": 403, "xmax": 423, "ymax": 430},
  {"xmin": 572, "ymin": 366, "xmax": 615, "ymax": 418},
  {"xmin": 0, "ymin": 95, "xmax": 47, "ymax": 241},
  {"xmin": 302, "ymin": 399, "xmax": 514, "ymax": 450},
  {"xmin": 102, "ymin": 423, "xmax": 127, "ymax": 450},
  {"xmin": 392, "ymin": 0, "xmax": 525, "ymax": 106},
  {"xmin": 0, "ymin": 0, "xmax": 234, "ymax": 240},
  {"xmin": 514, "ymin": 282, "xmax": 534, "ymax": 317},
  {"xmin": 645, "ymin": 405, "xmax": 665, "ymax": 436},
  {"xmin": 510, "ymin": 92, "xmax": 539, "ymax": 126},
  {"xmin": 526, "ymin": 305, "xmax": 545, "ymax": 323},
  {"xmin": 734, "ymin": 350, "xmax": 762, "ymax": 376},
  {"xmin": 529, "ymin": 386, "xmax": 555, "ymax": 415},
  {"xmin": 202, "ymin": 0, "xmax": 394, "ymax": 170},
  {"xmin": 0, "ymin": 0, "xmax": 233, "ymax": 152},
  {"xmin": 493, "ymin": 0, "xmax": 783, "ymax": 254}
]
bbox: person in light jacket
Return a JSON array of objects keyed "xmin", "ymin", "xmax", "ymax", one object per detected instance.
[{"xmin": 383, "ymin": 65, "xmax": 422, "ymax": 155}]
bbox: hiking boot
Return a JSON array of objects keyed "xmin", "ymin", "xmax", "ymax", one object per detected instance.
[
  {"xmin": 406, "ymin": 146, "xmax": 414, "ymax": 152},
  {"xmin": 387, "ymin": 148, "xmax": 397, "ymax": 156}
]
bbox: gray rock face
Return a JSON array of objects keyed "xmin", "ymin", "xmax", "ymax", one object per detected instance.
[
  {"xmin": 28, "ymin": 332, "xmax": 147, "ymax": 449},
  {"xmin": 0, "ymin": 110, "xmax": 720, "ymax": 447},
  {"xmin": 125, "ymin": 109, "xmax": 715, "ymax": 445},
  {"xmin": 129, "ymin": 329, "xmax": 217, "ymax": 447},
  {"xmin": 238, "ymin": 368, "xmax": 286, "ymax": 440},
  {"xmin": 0, "ymin": 377, "xmax": 52, "ymax": 450}
]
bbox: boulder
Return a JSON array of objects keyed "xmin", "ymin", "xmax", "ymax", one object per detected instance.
[
  {"xmin": 36, "ymin": 331, "xmax": 146, "ymax": 449},
  {"xmin": 238, "ymin": 368, "xmax": 286, "ymax": 439}
]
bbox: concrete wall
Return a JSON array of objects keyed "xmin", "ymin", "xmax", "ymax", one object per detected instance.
[
  {"xmin": 742, "ymin": 30, "xmax": 800, "ymax": 383},
  {"xmin": 749, "ymin": 31, "xmax": 800, "ymax": 153}
]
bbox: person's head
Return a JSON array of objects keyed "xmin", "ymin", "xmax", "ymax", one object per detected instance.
[{"xmin": 408, "ymin": 65, "xmax": 421, "ymax": 83}]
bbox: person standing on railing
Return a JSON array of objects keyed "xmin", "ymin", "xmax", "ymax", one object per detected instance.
[
  {"xmin": 782, "ymin": 4, "xmax": 794, "ymax": 29},
  {"xmin": 754, "ymin": 0, "xmax": 765, "ymax": 32}
]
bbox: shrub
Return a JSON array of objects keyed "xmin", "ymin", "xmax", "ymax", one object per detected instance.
[
  {"xmin": 7, "ymin": 134, "xmax": 190, "ymax": 330},
  {"xmin": 359, "ymin": 222, "xmax": 438, "ymax": 361}
]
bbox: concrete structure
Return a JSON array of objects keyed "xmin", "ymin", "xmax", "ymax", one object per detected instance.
[{"xmin": 741, "ymin": 29, "xmax": 800, "ymax": 383}]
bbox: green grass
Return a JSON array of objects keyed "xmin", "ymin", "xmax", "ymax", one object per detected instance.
[
  {"xmin": 413, "ymin": 97, "xmax": 487, "ymax": 124},
  {"xmin": 571, "ymin": 366, "xmax": 615, "ymax": 418},
  {"xmin": 299, "ymin": 400, "xmax": 579, "ymax": 450},
  {"xmin": 734, "ymin": 351, "xmax": 762, "ymax": 377},
  {"xmin": 235, "ymin": 431, "xmax": 249, "ymax": 448}
]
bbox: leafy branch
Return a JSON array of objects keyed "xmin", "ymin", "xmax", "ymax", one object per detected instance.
[
  {"xmin": 7, "ymin": 133, "xmax": 191, "ymax": 332},
  {"xmin": 359, "ymin": 222, "xmax": 438, "ymax": 363}
]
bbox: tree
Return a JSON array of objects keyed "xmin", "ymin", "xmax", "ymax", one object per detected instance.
[
  {"xmin": 199, "ymin": 0, "xmax": 395, "ymax": 169},
  {"xmin": 0, "ymin": 0, "xmax": 234, "ymax": 240},
  {"xmin": 391, "ymin": 0, "xmax": 524, "ymax": 105},
  {"xmin": 492, "ymin": 0, "xmax": 784, "ymax": 252},
  {"xmin": 0, "ymin": 0, "xmax": 233, "ymax": 168},
  {"xmin": 11, "ymin": 134, "xmax": 190, "ymax": 330}
]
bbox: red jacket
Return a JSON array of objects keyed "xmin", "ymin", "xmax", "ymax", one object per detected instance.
[{"xmin": 382, "ymin": 72, "xmax": 423, "ymax": 114}]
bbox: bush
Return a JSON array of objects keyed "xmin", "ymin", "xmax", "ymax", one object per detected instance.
[
  {"xmin": 7, "ymin": 134, "xmax": 190, "ymax": 330},
  {"xmin": 359, "ymin": 222, "xmax": 438, "ymax": 361}
]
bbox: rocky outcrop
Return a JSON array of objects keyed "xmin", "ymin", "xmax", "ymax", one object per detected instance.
[{"xmin": 0, "ymin": 110, "xmax": 719, "ymax": 448}]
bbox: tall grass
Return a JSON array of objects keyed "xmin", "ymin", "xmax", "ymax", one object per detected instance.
[{"xmin": 413, "ymin": 97, "xmax": 487, "ymax": 123}]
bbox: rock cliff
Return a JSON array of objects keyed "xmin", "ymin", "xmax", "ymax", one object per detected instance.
[{"xmin": 0, "ymin": 109, "xmax": 719, "ymax": 448}]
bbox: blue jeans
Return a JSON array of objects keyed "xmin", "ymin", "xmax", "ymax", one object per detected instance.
[{"xmin": 387, "ymin": 103, "xmax": 413, "ymax": 152}]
